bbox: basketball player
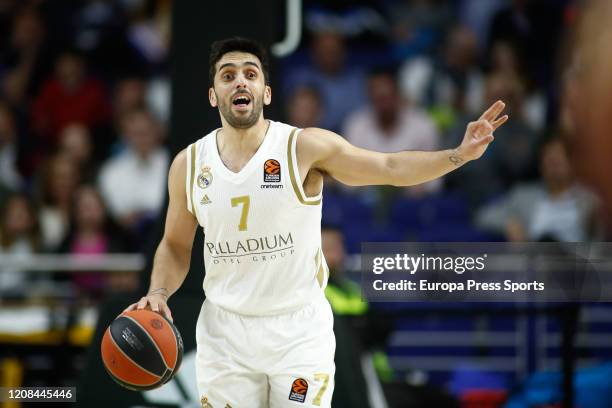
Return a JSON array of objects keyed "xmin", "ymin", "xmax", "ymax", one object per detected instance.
[{"xmin": 124, "ymin": 37, "xmax": 508, "ymax": 407}]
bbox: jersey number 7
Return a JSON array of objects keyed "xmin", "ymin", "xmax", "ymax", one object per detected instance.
[{"xmin": 230, "ymin": 195, "xmax": 250, "ymax": 231}]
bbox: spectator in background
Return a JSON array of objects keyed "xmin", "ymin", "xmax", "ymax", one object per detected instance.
[
  {"xmin": 57, "ymin": 123, "xmax": 96, "ymax": 182},
  {"xmin": 476, "ymin": 137, "xmax": 600, "ymax": 242},
  {"xmin": 0, "ymin": 7, "xmax": 50, "ymax": 178},
  {"xmin": 345, "ymin": 68, "xmax": 440, "ymax": 152},
  {"xmin": 37, "ymin": 153, "xmax": 81, "ymax": 250},
  {"xmin": 98, "ymin": 108, "xmax": 168, "ymax": 233},
  {"xmin": 387, "ymin": 0, "xmax": 453, "ymax": 60},
  {"xmin": 71, "ymin": 0, "xmax": 146, "ymax": 80},
  {"xmin": 399, "ymin": 25, "xmax": 484, "ymax": 128},
  {"xmin": 113, "ymin": 77, "xmax": 147, "ymax": 123},
  {"xmin": 287, "ymin": 85, "xmax": 350, "ymax": 192},
  {"xmin": 487, "ymin": 0, "xmax": 565, "ymax": 87},
  {"xmin": 113, "ymin": 75, "xmax": 170, "ymax": 128},
  {"xmin": 0, "ymin": 7, "xmax": 52, "ymax": 109},
  {"xmin": 125, "ymin": 0, "xmax": 171, "ymax": 69},
  {"xmin": 58, "ymin": 185, "xmax": 134, "ymax": 298},
  {"xmin": 322, "ymin": 226, "xmax": 367, "ymax": 316},
  {"xmin": 31, "ymin": 50, "xmax": 110, "ymax": 148},
  {"xmin": 445, "ymin": 72, "xmax": 539, "ymax": 206},
  {"xmin": 481, "ymin": 72, "xmax": 539, "ymax": 185},
  {"xmin": 0, "ymin": 101, "xmax": 22, "ymax": 191},
  {"xmin": 459, "ymin": 0, "xmax": 506, "ymax": 51},
  {"xmin": 0, "ymin": 193, "xmax": 41, "ymax": 294},
  {"xmin": 286, "ymin": 86, "xmax": 323, "ymax": 129},
  {"xmin": 489, "ymin": 40, "xmax": 546, "ymax": 131},
  {"xmin": 285, "ymin": 31, "xmax": 366, "ymax": 132},
  {"xmin": 489, "ymin": 40, "xmax": 525, "ymax": 81},
  {"xmin": 343, "ymin": 67, "xmax": 441, "ymax": 195}
]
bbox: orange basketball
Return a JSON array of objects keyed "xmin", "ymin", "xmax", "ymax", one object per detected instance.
[
  {"xmin": 101, "ymin": 309, "xmax": 183, "ymax": 391},
  {"xmin": 265, "ymin": 159, "xmax": 280, "ymax": 174}
]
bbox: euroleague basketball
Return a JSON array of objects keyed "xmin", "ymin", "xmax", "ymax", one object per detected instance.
[{"xmin": 101, "ymin": 309, "xmax": 184, "ymax": 391}]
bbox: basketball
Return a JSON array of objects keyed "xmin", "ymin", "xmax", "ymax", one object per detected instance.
[{"xmin": 100, "ymin": 309, "xmax": 184, "ymax": 391}]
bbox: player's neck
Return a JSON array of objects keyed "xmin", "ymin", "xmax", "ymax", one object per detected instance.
[{"xmin": 219, "ymin": 117, "xmax": 269, "ymax": 153}]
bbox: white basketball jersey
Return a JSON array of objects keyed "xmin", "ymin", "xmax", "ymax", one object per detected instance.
[{"xmin": 185, "ymin": 120, "xmax": 329, "ymax": 316}]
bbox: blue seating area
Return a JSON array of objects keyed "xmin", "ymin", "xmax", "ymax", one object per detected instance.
[
  {"xmin": 378, "ymin": 304, "xmax": 612, "ymax": 398},
  {"xmin": 322, "ymin": 192, "xmax": 375, "ymax": 228},
  {"xmin": 389, "ymin": 194, "xmax": 471, "ymax": 229},
  {"xmin": 322, "ymin": 189, "xmax": 500, "ymax": 252}
]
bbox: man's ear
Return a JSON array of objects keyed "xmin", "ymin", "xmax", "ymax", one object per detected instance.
[
  {"xmin": 263, "ymin": 85, "xmax": 272, "ymax": 106},
  {"xmin": 209, "ymin": 87, "xmax": 217, "ymax": 107}
]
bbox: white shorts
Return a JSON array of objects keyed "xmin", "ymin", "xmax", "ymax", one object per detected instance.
[{"xmin": 195, "ymin": 294, "xmax": 336, "ymax": 407}]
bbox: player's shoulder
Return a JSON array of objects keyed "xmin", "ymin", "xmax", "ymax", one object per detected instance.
[
  {"xmin": 298, "ymin": 127, "xmax": 342, "ymax": 149},
  {"xmin": 169, "ymin": 148, "xmax": 188, "ymax": 179},
  {"xmin": 267, "ymin": 119, "xmax": 298, "ymax": 137},
  {"xmin": 170, "ymin": 128, "xmax": 219, "ymax": 170},
  {"xmin": 178, "ymin": 129, "xmax": 218, "ymax": 160},
  {"xmin": 294, "ymin": 127, "xmax": 346, "ymax": 166},
  {"xmin": 299, "ymin": 126, "xmax": 334, "ymax": 138}
]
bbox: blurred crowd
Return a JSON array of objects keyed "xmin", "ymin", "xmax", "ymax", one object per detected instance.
[
  {"xmin": 0, "ymin": 0, "xmax": 605, "ymax": 297},
  {"xmin": 0, "ymin": 0, "xmax": 171, "ymax": 295},
  {"xmin": 284, "ymin": 0, "xmax": 603, "ymax": 249}
]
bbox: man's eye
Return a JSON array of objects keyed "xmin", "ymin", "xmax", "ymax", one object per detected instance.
[
  {"xmin": 247, "ymin": 72, "xmax": 256, "ymax": 79},
  {"xmin": 222, "ymin": 73, "xmax": 233, "ymax": 80}
]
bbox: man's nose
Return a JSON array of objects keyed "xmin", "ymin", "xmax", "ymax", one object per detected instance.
[{"xmin": 235, "ymin": 74, "xmax": 248, "ymax": 89}]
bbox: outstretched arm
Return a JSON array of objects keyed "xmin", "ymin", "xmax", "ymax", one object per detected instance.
[
  {"xmin": 124, "ymin": 149, "xmax": 198, "ymax": 321},
  {"xmin": 299, "ymin": 101, "xmax": 508, "ymax": 187}
]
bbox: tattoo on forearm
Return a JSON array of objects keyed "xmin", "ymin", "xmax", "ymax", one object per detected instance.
[{"xmin": 449, "ymin": 149, "xmax": 465, "ymax": 166}]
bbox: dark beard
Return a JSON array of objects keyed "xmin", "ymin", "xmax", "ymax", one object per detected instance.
[{"xmin": 218, "ymin": 93, "xmax": 263, "ymax": 129}]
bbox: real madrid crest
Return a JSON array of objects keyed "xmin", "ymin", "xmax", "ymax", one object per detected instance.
[
  {"xmin": 200, "ymin": 396, "xmax": 213, "ymax": 408},
  {"xmin": 197, "ymin": 166, "xmax": 213, "ymax": 189}
]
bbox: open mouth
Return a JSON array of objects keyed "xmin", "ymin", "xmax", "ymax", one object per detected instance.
[{"xmin": 232, "ymin": 94, "xmax": 251, "ymax": 108}]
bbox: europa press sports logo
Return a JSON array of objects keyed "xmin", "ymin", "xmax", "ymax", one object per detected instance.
[{"xmin": 288, "ymin": 378, "xmax": 308, "ymax": 403}]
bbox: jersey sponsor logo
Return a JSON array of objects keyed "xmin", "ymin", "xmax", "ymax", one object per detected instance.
[
  {"xmin": 205, "ymin": 232, "xmax": 293, "ymax": 257},
  {"xmin": 201, "ymin": 194, "xmax": 212, "ymax": 204},
  {"xmin": 288, "ymin": 378, "xmax": 308, "ymax": 403},
  {"xmin": 264, "ymin": 159, "xmax": 281, "ymax": 182},
  {"xmin": 197, "ymin": 166, "xmax": 213, "ymax": 189}
]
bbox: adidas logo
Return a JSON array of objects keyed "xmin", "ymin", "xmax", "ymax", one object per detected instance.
[{"xmin": 201, "ymin": 194, "xmax": 212, "ymax": 205}]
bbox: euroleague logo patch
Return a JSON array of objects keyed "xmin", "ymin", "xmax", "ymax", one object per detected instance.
[
  {"xmin": 288, "ymin": 378, "xmax": 308, "ymax": 403},
  {"xmin": 263, "ymin": 159, "xmax": 281, "ymax": 182}
]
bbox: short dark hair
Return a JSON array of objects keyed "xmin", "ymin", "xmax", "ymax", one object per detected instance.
[{"xmin": 209, "ymin": 37, "xmax": 269, "ymax": 86}]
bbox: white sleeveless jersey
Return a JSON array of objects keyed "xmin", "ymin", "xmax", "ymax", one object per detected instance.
[{"xmin": 185, "ymin": 120, "xmax": 328, "ymax": 316}]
